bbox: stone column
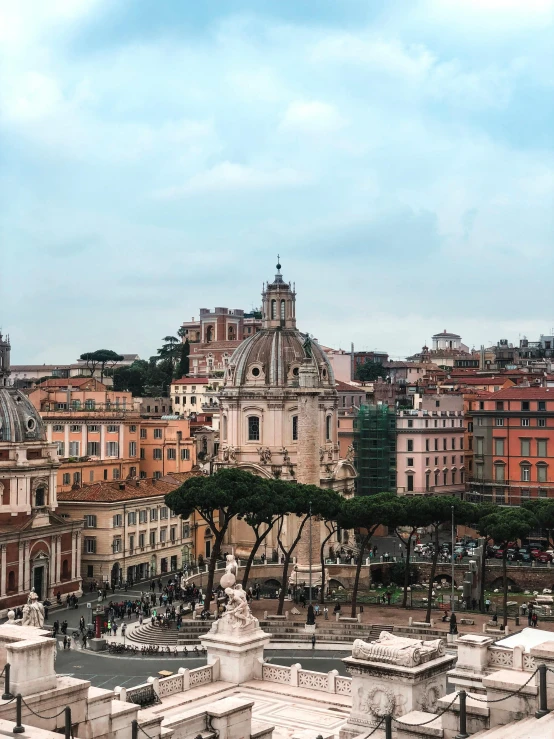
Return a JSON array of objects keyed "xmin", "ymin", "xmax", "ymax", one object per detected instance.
[
  {"xmin": 76, "ymin": 532, "xmax": 82, "ymax": 583},
  {"xmin": 56, "ymin": 535, "xmax": 62, "ymax": 583},
  {"xmin": 0, "ymin": 546, "xmax": 6, "ymax": 596},
  {"xmin": 24, "ymin": 541, "xmax": 31, "ymax": 591},
  {"xmin": 295, "ymin": 359, "xmax": 321, "ymax": 566},
  {"xmin": 18, "ymin": 543, "xmax": 24, "ymax": 593}
]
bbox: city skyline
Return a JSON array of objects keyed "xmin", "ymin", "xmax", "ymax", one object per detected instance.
[{"xmin": 1, "ymin": 0, "xmax": 553, "ymax": 363}]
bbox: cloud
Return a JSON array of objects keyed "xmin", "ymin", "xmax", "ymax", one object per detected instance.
[
  {"xmin": 153, "ymin": 161, "xmax": 310, "ymax": 198},
  {"xmin": 280, "ymin": 100, "xmax": 346, "ymax": 133}
]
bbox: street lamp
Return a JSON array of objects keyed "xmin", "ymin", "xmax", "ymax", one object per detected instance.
[{"xmin": 451, "ymin": 505, "xmax": 455, "ymax": 612}]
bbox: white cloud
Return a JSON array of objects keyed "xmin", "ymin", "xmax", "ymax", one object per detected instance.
[
  {"xmin": 280, "ymin": 100, "xmax": 346, "ymax": 133},
  {"xmin": 153, "ymin": 161, "xmax": 310, "ymax": 198}
]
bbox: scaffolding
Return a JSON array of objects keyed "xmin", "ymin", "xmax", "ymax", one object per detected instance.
[{"xmin": 354, "ymin": 404, "xmax": 396, "ymax": 496}]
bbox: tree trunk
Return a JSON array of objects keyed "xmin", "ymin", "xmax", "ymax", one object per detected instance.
[
  {"xmin": 277, "ymin": 552, "xmax": 293, "ymax": 616},
  {"xmin": 425, "ymin": 527, "xmax": 440, "ymax": 624},
  {"xmin": 350, "ymin": 533, "xmax": 370, "ymax": 618},
  {"xmin": 319, "ymin": 527, "xmax": 336, "ymax": 604},
  {"xmin": 242, "ymin": 526, "xmax": 272, "ymax": 588},
  {"xmin": 502, "ymin": 548, "xmax": 508, "ymax": 628},
  {"xmin": 402, "ymin": 530, "xmax": 415, "ymax": 608},
  {"xmin": 205, "ymin": 530, "xmax": 225, "ymax": 611},
  {"xmin": 480, "ymin": 537, "xmax": 489, "ymax": 613}
]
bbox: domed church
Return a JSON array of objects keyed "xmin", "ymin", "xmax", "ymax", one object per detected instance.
[
  {"xmin": 216, "ymin": 263, "xmax": 356, "ymax": 565},
  {"xmin": 0, "ymin": 333, "xmax": 83, "ymax": 613}
]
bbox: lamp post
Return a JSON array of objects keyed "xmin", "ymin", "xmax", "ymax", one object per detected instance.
[
  {"xmin": 309, "ymin": 501, "xmax": 313, "ymax": 605},
  {"xmin": 451, "ymin": 505, "xmax": 455, "ymax": 612}
]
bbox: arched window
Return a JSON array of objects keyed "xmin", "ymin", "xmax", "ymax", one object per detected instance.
[
  {"xmin": 434, "ymin": 471, "xmax": 439, "ymax": 487},
  {"xmin": 35, "ymin": 487, "xmax": 45, "ymax": 507},
  {"xmin": 326, "ymin": 415, "xmax": 331, "ymax": 441},
  {"xmin": 425, "ymin": 472, "xmax": 430, "ymax": 492},
  {"xmin": 248, "ymin": 416, "xmax": 260, "ymax": 441},
  {"xmin": 460, "ymin": 470, "xmax": 464, "ymax": 484},
  {"xmin": 443, "ymin": 470, "xmax": 447, "ymax": 486},
  {"xmin": 521, "ymin": 463, "xmax": 531, "ymax": 482},
  {"xmin": 292, "ymin": 416, "xmax": 298, "ymax": 441},
  {"xmin": 62, "ymin": 560, "xmax": 69, "ymax": 579},
  {"xmin": 7, "ymin": 571, "xmax": 15, "ymax": 591},
  {"xmin": 280, "ymin": 300, "xmax": 285, "ymax": 320},
  {"xmin": 228, "ymin": 326, "xmax": 236, "ymax": 340},
  {"xmin": 494, "ymin": 462, "xmax": 505, "ymax": 482},
  {"xmin": 452, "ymin": 469, "xmax": 456, "ymax": 485},
  {"xmin": 206, "ymin": 326, "xmax": 213, "ymax": 342},
  {"xmin": 271, "ymin": 300, "xmax": 276, "ymax": 320}
]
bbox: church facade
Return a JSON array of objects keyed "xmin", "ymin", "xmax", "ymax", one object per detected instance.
[
  {"xmin": 215, "ymin": 264, "xmax": 356, "ymax": 563},
  {"xmin": 0, "ymin": 334, "xmax": 83, "ymax": 613}
]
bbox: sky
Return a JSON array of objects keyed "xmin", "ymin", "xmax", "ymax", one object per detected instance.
[{"xmin": 1, "ymin": 0, "xmax": 553, "ymax": 364}]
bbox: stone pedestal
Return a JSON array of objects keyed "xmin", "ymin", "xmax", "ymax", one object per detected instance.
[
  {"xmin": 447, "ymin": 634, "xmax": 493, "ymax": 695},
  {"xmin": 201, "ymin": 619, "xmax": 270, "ymax": 684},
  {"xmin": 88, "ymin": 637, "xmax": 107, "ymax": 652},
  {"xmin": 339, "ymin": 634, "xmax": 455, "ymax": 739}
]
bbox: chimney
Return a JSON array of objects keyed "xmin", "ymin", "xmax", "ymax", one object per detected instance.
[{"xmin": 135, "ymin": 479, "xmax": 140, "ymax": 487}]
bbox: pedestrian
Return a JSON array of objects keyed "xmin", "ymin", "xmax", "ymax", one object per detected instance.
[
  {"xmin": 323, "ymin": 607, "xmax": 328, "ymax": 620},
  {"xmin": 528, "ymin": 606, "xmax": 534, "ymax": 627},
  {"xmin": 485, "ymin": 598, "xmax": 491, "ymax": 613},
  {"xmin": 386, "ymin": 591, "xmax": 392, "ymax": 606},
  {"xmin": 121, "ymin": 623, "xmax": 126, "ymax": 637},
  {"xmin": 82, "ymin": 633, "xmax": 87, "ymax": 649},
  {"xmin": 63, "ymin": 635, "xmax": 69, "ymax": 650},
  {"xmin": 532, "ymin": 612, "xmax": 538, "ymax": 628},
  {"xmin": 449, "ymin": 612, "xmax": 457, "ymax": 635}
]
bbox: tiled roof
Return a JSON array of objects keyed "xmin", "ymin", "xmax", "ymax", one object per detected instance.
[
  {"xmin": 335, "ymin": 381, "xmax": 365, "ymax": 393},
  {"xmin": 488, "ymin": 387, "xmax": 554, "ymax": 400},
  {"xmin": 39, "ymin": 377, "xmax": 101, "ymax": 388},
  {"xmin": 172, "ymin": 377, "xmax": 210, "ymax": 385},
  {"xmin": 58, "ymin": 476, "xmax": 194, "ymax": 503},
  {"xmin": 444, "ymin": 377, "xmax": 513, "ymax": 386}
]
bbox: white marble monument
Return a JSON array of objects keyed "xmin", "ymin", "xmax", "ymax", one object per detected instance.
[{"xmin": 201, "ymin": 554, "xmax": 271, "ymax": 684}]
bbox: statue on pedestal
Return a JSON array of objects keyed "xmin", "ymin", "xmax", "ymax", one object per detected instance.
[
  {"xmin": 306, "ymin": 604, "xmax": 315, "ymax": 626},
  {"xmin": 209, "ymin": 554, "xmax": 256, "ymax": 634},
  {"xmin": 21, "ymin": 590, "xmax": 45, "ymax": 628}
]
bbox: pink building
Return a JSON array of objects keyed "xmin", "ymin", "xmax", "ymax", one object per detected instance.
[{"xmin": 396, "ymin": 394, "xmax": 465, "ymax": 495}]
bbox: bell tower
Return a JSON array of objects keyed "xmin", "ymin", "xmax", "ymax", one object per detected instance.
[
  {"xmin": 261, "ymin": 257, "xmax": 296, "ymax": 330},
  {"xmin": 0, "ymin": 332, "xmax": 11, "ymax": 387}
]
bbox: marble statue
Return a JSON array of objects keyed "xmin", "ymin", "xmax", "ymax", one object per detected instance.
[
  {"xmin": 21, "ymin": 590, "xmax": 45, "ymax": 628},
  {"xmin": 352, "ymin": 632, "xmax": 445, "ymax": 668},
  {"xmin": 209, "ymin": 553, "xmax": 256, "ymax": 633},
  {"xmin": 302, "ymin": 334, "xmax": 313, "ymax": 359},
  {"xmin": 346, "ymin": 444, "xmax": 355, "ymax": 461}
]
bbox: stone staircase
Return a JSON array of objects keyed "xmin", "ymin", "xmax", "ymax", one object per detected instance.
[{"xmin": 471, "ymin": 710, "xmax": 554, "ymax": 737}]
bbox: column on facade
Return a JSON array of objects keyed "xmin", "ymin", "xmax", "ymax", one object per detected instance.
[
  {"xmin": 18, "ymin": 543, "xmax": 24, "ymax": 593},
  {"xmin": 0, "ymin": 546, "xmax": 6, "ymax": 596},
  {"xmin": 71, "ymin": 533, "xmax": 77, "ymax": 579},
  {"xmin": 118, "ymin": 425, "xmax": 124, "ymax": 461},
  {"xmin": 25, "ymin": 542, "xmax": 32, "ymax": 591},
  {"xmin": 82, "ymin": 425, "xmax": 87, "ymax": 459},
  {"xmin": 56, "ymin": 535, "xmax": 62, "ymax": 583},
  {"xmin": 100, "ymin": 424, "xmax": 106, "ymax": 460},
  {"xmin": 64, "ymin": 424, "xmax": 70, "ymax": 456}
]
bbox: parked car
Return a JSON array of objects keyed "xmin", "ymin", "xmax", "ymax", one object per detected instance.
[
  {"xmin": 536, "ymin": 552, "xmax": 553, "ymax": 564},
  {"xmin": 494, "ymin": 548, "xmax": 506, "ymax": 559}
]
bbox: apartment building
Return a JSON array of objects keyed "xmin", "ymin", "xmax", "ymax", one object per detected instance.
[
  {"xmin": 396, "ymin": 394, "xmax": 465, "ymax": 495},
  {"xmin": 57, "ymin": 475, "xmax": 200, "ymax": 585},
  {"xmin": 139, "ymin": 418, "xmax": 196, "ymax": 480},
  {"xmin": 469, "ymin": 387, "xmax": 554, "ymax": 505},
  {"xmin": 170, "ymin": 377, "xmax": 221, "ymax": 419}
]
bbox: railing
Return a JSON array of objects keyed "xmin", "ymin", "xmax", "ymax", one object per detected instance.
[
  {"xmin": 126, "ymin": 683, "xmax": 159, "ymax": 707},
  {"xmin": 261, "ymin": 663, "xmax": 352, "ymax": 695},
  {"xmin": 488, "ymin": 646, "xmax": 536, "ymax": 672},
  {"xmin": 121, "ymin": 663, "xmax": 216, "ymax": 704}
]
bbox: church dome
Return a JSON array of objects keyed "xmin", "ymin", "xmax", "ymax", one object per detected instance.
[
  {"xmin": 0, "ymin": 388, "xmax": 45, "ymax": 443},
  {"xmin": 227, "ymin": 328, "xmax": 334, "ymax": 388}
]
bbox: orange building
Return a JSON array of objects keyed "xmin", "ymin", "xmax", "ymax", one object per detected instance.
[
  {"xmin": 139, "ymin": 418, "xmax": 196, "ymax": 480},
  {"xmin": 469, "ymin": 387, "xmax": 554, "ymax": 505}
]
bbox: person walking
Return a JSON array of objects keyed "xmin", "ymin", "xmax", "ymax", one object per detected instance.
[
  {"xmin": 323, "ymin": 606, "xmax": 329, "ymax": 620},
  {"xmin": 532, "ymin": 612, "xmax": 539, "ymax": 628},
  {"xmin": 485, "ymin": 598, "xmax": 491, "ymax": 613},
  {"xmin": 449, "ymin": 612, "xmax": 457, "ymax": 635},
  {"xmin": 528, "ymin": 605, "xmax": 534, "ymax": 627}
]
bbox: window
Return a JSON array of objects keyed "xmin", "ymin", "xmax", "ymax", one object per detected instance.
[
  {"xmin": 112, "ymin": 538, "xmax": 122, "ymax": 553},
  {"xmin": 407, "ymin": 458, "xmax": 414, "ymax": 467},
  {"xmin": 494, "ymin": 439, "xmax": 505, "ymax": 456},
  {"xmin": 107, "ymin": 425, "xmax": 119, "ymax": 433},
  {"xmin": 452, "ymin": 470, "xmax": 456, "ymax": 484},
  {"xmin": 129, "ymin": 442, "xmax": 137, "ymax": 457},
  {"xmin": 84, "ymin": 515, "xmax": 97, "ymax": 528},
  {"xmin": 70, "ymin": 424, "xmax": 81, "ymax": 433},
  {"xmin": 442, "ymin": 420, "xmax": 446, "ymax": 428},
  {"xmin": 434, "ymin": 471, "xmax": 439, "ymax": 486},
  {"xmin": 57, "ymin": 403, "xmax": 67, "ymax": 410},
  {"xmin": 62, "ymin": 473, "xmax": 70, "ymax": 485},
  {"xmin": 160, "ymin": 507, "xmax": 168, "ymax": 519},
  {"xmin": 452, "ymin": 456, "xmax": 456, "ymax": 464},
  {"xmin": 140, "ymin": 471, "xmax": 147, "ymax": 479},
  {"xmin": 538, "ymin": 439, "xmax": 548, "ymax": 457},
  {"xmin": 326, "ymin": 415, "xmax": 331, "ymax": 441},
  {"xmin": 539, "ymin": 418, "xmax": 546, "ymax": 428},
  {"xmin": 443, "ymin": 456, "xmax": 447, "ymax": 464},
  {"xmin": 129, "ymin": 535, "xmax": 134, "ymax": 552},
  {"xmin": 494, "ymin": 463, "xmax": 505, "ymax": 482},
  {"xmin": 113, "ymin": 514, "xmax": 122, "ymax": 527},
  {"xmin": 425, "ymin": 472, "xmax": 430, "ymax": 491},
  {"xmin": 84, "ymin": 538, "xmax": 96, "ymax": 554},
  {"xmin": 175, "ymin": 397, "xmax": 180, "ymax": 404},
  {"xmin": 191, "ymin": 397, "xmax": 196, "ymax": 405},
  {"xmin": 407, "ymin": 439, "xmax": 413, "ymax": 452},
  {"xmin": 106, "ymin": 442, "xmax": 119, "ymax": 457},
  {"xmin": 425, "ymin": 420, "xmax": 429, "ymax": 428},
  {"xmin": 89, "ymin": 471, "xmax": 94, "ymax": 482},
  {"xmin": 87, "ymin": 441, "xmax": 100, "ymax": 456},
  {"xmin": 537, "ymin": 464, "xmax": 548, "ymax": 483},
  {"xmin": 150, "ymin": 508, "xmax": 158, "ymax": 521},
  {"xmin": 434, "ymin": 439, "xmax": 438, "ymax": 451},
  {"xmin": 69, "ymin": 441, "xmax": 80, "ymax": 456},
  {"xmin": 56, "ymin": 441, "xmax": 65, "ymax": 457},
  {"xmin": 53, "ymin": 424, "xmax": 64, "ymax": 432},
  {"xmin": 425, "ymin": 439, "xmax": 429, "ymax": 452},
  {"xmin": 435, "ymin": 457, "xmax": 439, "ymax": 465},
  {"xmin": 477, "ymin": 417, "xmax": 483, "ymax": 426},
  {"xmin": 140, "ymin": 448, "xmax": 145, "ymax": 460},
  {"xmin": 476, "ymin": 437, "xmax": 484, "ymax": 455},
  {"xmin": 475, "ymin": 463, "xmax": 484, "ymax": 479},
  {"xmin": 130, "ymin": 425, "xmax": 137, "ymax": 432},
  {"xmin": 292, "ymin": 416, "xmax": 298, "ymax": 441},
  {"xmin": 170, "ymin": 526, "xmax": 176, "ymax": 542},
  {"xmin": 113, "ymin": 468, "xmax": 120, "ymax": 480},
  {"xmin": 128, "ymin": 511, "xmax": 136, "ymax": 525},
  {"xmin": 248, "ymin": 416, "xmax": 260, "ymax": 441},
  {"xmin": 160, "ymin": 528, "xmax": 167, "ymax": 543},
  {"xmin": 104, "ymin": 468, "xmax": 108, "ymax": 480},
  {"xmin": 84, "ymin": 399, "xmax": 95, "ymax": 410},
  {"xmin": 451, "ymin": 438, "xmax": 455, "ymax": 449},
  {"xmin": 181, "ymin": 448, "xmax": 190, "ymax": 460},
  {"xmin": 408, "ymin": 419, "xmax": 413, "ymax": 428},
  {"xmin": 538, "ymin": 401, "xmax": 546, "ymax": 411},
  {"xmin": 139, "ymin": 533, "xmax": 145, "ymax": 548},
  {"xmin": 521, "ymin": 418, "xmax": 530, "ymax": 427},
  {"xmin": 443, "ymin": 439, "xmax": 447, "ymax": 450},
  {"xmin": 521, "ymin": 439, "xmax": 530, "ymax": 456},
  {"xmin": 425, "ymin": 457, "xmax": 429, "ymax": 465},
  {"xmin": 150, "ymin": 531, "xmax": 156, "ymax": 547},
  {"xmin": 521, "ymin": 465, "xmax": 531, "ymax": 482},
  {"xmin": 434, "ymin": 420, "xmax": 438, "ymax": 428},
  {"xmin": 154, "ymin": 428, "xmax": 163, "ymax": 439},
  {"xmin": 522, "ymin": 401, "xmax": 530, "ymax": 411},
  {"xmin": 140, "ymin": 428, "xmax": 147, "ymax": 439},
  {"xmin": 436, "ymin": 400, "xmax": 440, "ymax": 408},
  {"xmin": 460, "ymin": 438, "xmax": 464, "ymax": 450},
  {"xmin": 139, "ymin": 510, "xmax": 147, "ymax": 523},
  {"xmin": 407, "ymin": 475, "xmax": 414, "ymax": 492},
  {"xmin": 182, "ymin": 522, "xmax": 190, "ymax": 539},
  {"xmin": 443, "ymin": 471, "xmax": 447, "ymax": 486},
  {"xmin": 496, "ymin": 418, "xmax": 504, "ymax": 427},
  {"xmin": 496, "ymin": 401, "xmax": 504, "ymax": 411},
  {"xmin": 167, "ymin": 448, "xmax": 176, "ymax": 460},
  {"xmin": 153, "ymin": 448, "xmax": 162, "ymax": 460}
]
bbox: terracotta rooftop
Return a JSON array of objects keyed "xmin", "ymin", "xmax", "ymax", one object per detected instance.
[
  {"xmin": 57, "ymin": 474, "xmax": 200, "ymax": 503},
  {"xmin": 172, "ymin": 377, "xmax": 210, "ymax": 385},
  {"xmin": 488, "ymin": 387, "xmax": 554, "ymax": 400},
  {"xmin": 38, "ymin": 377, "xmax": 104, "ymax": 388},
  {"xmin": 444, "ymin": 377, "xmax": 514, "ymax": 386},
  {"xmin": 335, "ymin": 381, "xmax": 366, "ymax": 393}
]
